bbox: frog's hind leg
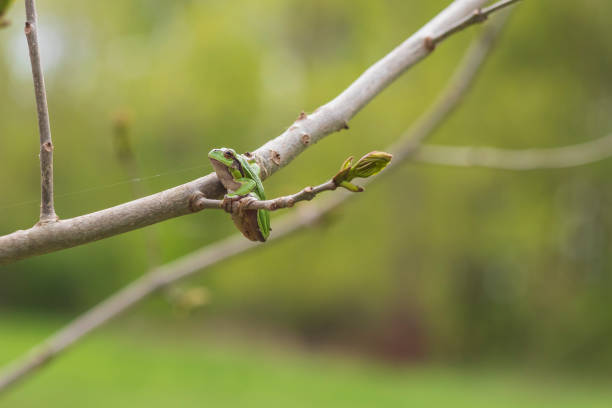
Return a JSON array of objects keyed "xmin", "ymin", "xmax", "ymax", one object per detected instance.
[{"xmin": 256, "ymin": 209, "xmax": 271, "ymax": 241}]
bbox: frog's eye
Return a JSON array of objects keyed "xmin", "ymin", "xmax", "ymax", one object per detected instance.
[{"xmin": 223, "ymin": 151, "xmax": 233, "ymax": 160}]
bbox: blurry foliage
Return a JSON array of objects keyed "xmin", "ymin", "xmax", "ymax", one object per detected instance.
[
  {"xmin": 5, "ymin": 315, "xmax": 612, "ymax": 408},
  {"xmin": 0, "ymin": 0, "xmax": 14, "ymax": 27},
  {"xmin": 1, "ymin": 0, "xmax": 612, "ymax": 368}
]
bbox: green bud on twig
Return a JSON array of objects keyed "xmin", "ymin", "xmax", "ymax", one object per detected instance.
[
  {"xmin": 351, "ymin": 151, "xmax": 393, "ymax": 178},
  {"xmin": 333, "ymin": 151, "xmax": 392, "ymax": 192}
]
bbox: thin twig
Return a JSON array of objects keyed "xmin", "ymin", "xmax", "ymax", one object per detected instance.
[
  {"xmin": 0, "ymin": 13, "xmax": 509, "ymax": 394},
  {"xmin": 192, "ymin": 180, "xmax": 338, "ymax": 212},
  {"xmin": 1, "ymin": 0, "xmax": 498, "ymax": 264},
  {"xmin": 427, "ymin": 0, "xmax": 521, "ymax": 48},
  {"xmin": 482, "ymin": 0, "xmax": 522, "ymax": 16},
  {"xmin": 24, "ymin": 0, "xmax": 57, "ymax": 224},
  {"xmin": 412, "ymin": 134, "xmax": 612, "ymax": 170}
]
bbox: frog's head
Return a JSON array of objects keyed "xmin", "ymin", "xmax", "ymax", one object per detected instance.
[
  {"xmin": 208, "ymin": 148, "xmax": 237, "ymax": 167},
  {"xmin": 208, "ymin": 148, "xmax": 243, "ymax": 191}
]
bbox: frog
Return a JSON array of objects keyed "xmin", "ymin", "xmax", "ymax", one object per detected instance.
[{"xmin": 208, "ymin": 148, "xmax": 271, "ymax": 242}]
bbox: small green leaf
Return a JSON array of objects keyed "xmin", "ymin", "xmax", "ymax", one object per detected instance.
[
  {"xmin": 341, "ymin": 156, "xmax": 353, "ymax": 170},
  {"xmin": 338, "ymin": 181, "xmax": 363, "ymax": 192}
]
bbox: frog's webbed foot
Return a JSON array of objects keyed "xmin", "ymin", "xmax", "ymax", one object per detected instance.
[
  {"xmin": 221, "ymin": 195, "xmax": 242, "ymax": 214},
  {"xmin": 236, "ymin": 196, "xmax": 257, "ymax": 214},
  {"xmin": 222, "ymin": 194, "xmax": 258, "ymax": 214}
]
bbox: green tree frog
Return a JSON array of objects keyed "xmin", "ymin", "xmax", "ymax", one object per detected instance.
[{"xmin": 208, "ymin": 148, "xmax": 271, "ymax": 242}]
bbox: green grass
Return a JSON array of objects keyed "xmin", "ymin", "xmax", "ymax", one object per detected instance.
[{"xmin": 0, "ymin": 314, "xmax": 611, "ymax": 407}]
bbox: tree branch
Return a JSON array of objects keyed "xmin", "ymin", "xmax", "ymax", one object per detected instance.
[
  {"xmin": 24, "ymin": 0, "xmax": 57, "ymax": 224},
  {"xmin": 0, "ymin": 0, "xmax": 501, "ymax": 265},
  {"xmin": 0, "ymin": 11, "xmax": 509, "ymax": 393},
  {"xmin": 412, "ymin": 134, "xmax": 612, "ymax": 170},
  {"xmin": 192, "ymin": 180, "xmax": 339, "ymax": 212}
]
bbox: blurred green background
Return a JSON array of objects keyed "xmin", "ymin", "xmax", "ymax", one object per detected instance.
[{"xmin": 1, "ymin": 0, "xmax": 612, "ymax": 406}]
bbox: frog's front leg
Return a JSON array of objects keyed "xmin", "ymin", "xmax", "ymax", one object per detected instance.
[
  {"xmin": 221, "ymin": 178, "xmax": 257, "ymax": 213},
  {"xmin": 229, "ymin": 178, "xmax": 257, "ymax": 197}
]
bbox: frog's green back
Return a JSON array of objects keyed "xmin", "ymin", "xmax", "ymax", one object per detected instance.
[
  {"xmin": 237, "ymin": 155, "xmax": 266, "ymax": 201},
  {"xmin": 236, "ymin": 154, "xmax": 270, "ymax": 240}
]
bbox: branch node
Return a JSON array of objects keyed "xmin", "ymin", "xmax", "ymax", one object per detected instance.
[
  {"xmin": 296, "ymin": 111, "xmax": 307, "ymax": 121},
  {"xmin": 424, "ymin": 36, "xmax": 436, "ymax": 52},
  {"xmin": 473, "ymin": 8, "xmax": 488, "ymax": 23},
  {"xmin": 24, "ymin": 21, "xmax": 32, "ymax": 34},
  {"xmin": 189, "ymin": 192, "xmax": 205, "ymax": 212},
  {"xmin": 270, "ymin": 150, "xmax": 281, "ymax": 166},
  {"xmin": 301, "ymin": 133, "xmax": 311, "ymax": 145}
]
